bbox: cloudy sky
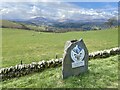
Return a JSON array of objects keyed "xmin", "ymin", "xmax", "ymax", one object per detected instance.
[
  {"xmin": 0, "ymin": 1, "xmax": 118, "ymax": 21},
  {"xmin": 1, "ymin": 0, "xmax": 119, "ymax": 2}
]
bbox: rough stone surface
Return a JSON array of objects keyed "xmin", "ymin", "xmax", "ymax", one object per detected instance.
[
  {"xmin": 0, "ymin": 47, "xmax": 119, "ymax": 81},
  {"xmin": 62, "ymin": 39, "xmax": 89, "ymax": 79}
]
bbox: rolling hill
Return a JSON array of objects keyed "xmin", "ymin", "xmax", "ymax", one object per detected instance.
[
  {"xmin": 2, "ymin": 27, "xmax": 118, "ymax": 67},
  {"xmin": 0, "ymin": 20, "xmax": 46, "ymax": 32},
  {"xmin": 1, "ymin": 19, "xmax": 118, "ymax": 34},
  {"xmin": 1, "ymin": 20, "xmax": 29, "ymax": 29},
  {"xmin": 1, "ymin": 27, "xmax": 118, "ymax": 88}
]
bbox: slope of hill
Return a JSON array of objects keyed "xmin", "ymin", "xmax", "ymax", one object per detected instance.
[
  {"xmin": 1, "ymin": 27, "xmax": 118, "ymax": 88},
  {"xmin": 1, "ymin": 20, "xmax": 28, "ymax": 29},
  {"xmin": 2, "ymin": 55, "xmax": 118, "ymax": 88},
  {"xmin": 2, "ymin": 28, "xmax": 118, "ymax": 67},
  {"xmin": 0, "ymin": 20, "xmax": 46, "ymax": 32}
]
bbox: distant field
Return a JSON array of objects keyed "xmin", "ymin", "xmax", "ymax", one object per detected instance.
[
  {"xmin": 1, "ymin": 20, "xmax": 23, "ymax": 28},
  {"xmin": 2, "ymin": 55, "xmax": 118, "ymax": 88},
  {"xmin": 2, "ymin": 28, "xmax": 118, "ymax": 67},
  {"xmin": 1, "ymin": 20, "xmax": 46, "ymax": 31}
]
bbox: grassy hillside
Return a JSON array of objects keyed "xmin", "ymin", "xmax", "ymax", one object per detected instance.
[
  {"xmin": 1, "ymin": 27, "xmax": 118, "ymax": 88},
  {"xmin": 1, "ymin": 20, "xmax": 24, "ymax": 29},
  {"xmin": 2, "ymin": 28, "xmax": 118, "ymax": 67},
  {"xmin": 2, "ymin": 55, "xmax": 118, "ymax": 88},
  {"xmin": 1, "ymin": 20, "xmax": 46, "ymax": 31}
]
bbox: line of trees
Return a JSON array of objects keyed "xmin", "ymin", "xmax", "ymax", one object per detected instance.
[{"xmin": 105, "ymin": 17, "xmax": 118, "ymax": 27}]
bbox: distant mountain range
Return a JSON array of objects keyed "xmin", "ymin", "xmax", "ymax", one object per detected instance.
[
  {"xmin": 17, "ymin": 16, "xmax": 107, "ymax": 25},
  {"xmin": 16, "ymin": 16, "xmax": 117, "ymax": 30},
  {"xmin": 1, "ymin": 17, "xmax": 118, "ymax": 32},
  {"xmin": 1, "ymin": 2, "xmax": 118, "ymax": 31},
  {"xmin": 23, "ymin": 17, "xmax": 57, "ymax": 26}
]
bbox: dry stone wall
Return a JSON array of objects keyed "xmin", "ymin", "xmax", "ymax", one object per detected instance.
[
  {"xmin": 0, "ymin": 47, "xmax": 119, "ymax": 81},
  {"xmin": 89, "ymin": 47, "xmax": 120, "ymax": 59}
]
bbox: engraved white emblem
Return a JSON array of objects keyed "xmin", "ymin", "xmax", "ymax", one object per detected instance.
[{"xmin": 71, "ymin": 45, "xmax": 85, "ymax": 68}]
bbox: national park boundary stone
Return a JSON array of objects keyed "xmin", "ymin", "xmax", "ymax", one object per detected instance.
[{"xmin": 62, "ymin": 39, "xmax": 89, "ymax": 79}]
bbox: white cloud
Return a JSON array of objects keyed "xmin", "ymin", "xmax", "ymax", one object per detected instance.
[
  {"xmin": 0, "ymin": 8, "xmax": 10, "ymax": 14},
  {"xmin": 1, "ymin": 0, "xmax": 119, "ymax": 2},
  {"xmin": 31, "ymin": 6, "xmax": 40, "ymax": 14},
  {"xmin": 61, "ymin": 15, "xmax": 65, "ymax": 18},
  {"xmin": 68, "ymin": 10, "xmax": 75, "ymax": 13},
  {"xmin": 1, "ymin": 0, "xmax": 60, "ymax": 2},
  {"xmin": 0, "ymin": 2, "xmax": 118, "ymax": 21}
]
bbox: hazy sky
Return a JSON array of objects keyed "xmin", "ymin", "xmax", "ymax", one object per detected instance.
[
  {"xmin": 1, "ymin": 0, "xmax": 120, "ymax": 2},
  {"xmin": 0, "ymin": 1, "xmax": 118, "ymax": 20},
  {"xmin": 70, "ymin": 2, "xmax": 118, "ymax": 9}
]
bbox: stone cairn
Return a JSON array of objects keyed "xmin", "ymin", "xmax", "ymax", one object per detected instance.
[{"xmin": 0, "ymin": 47, "xmax": 119, "ymax": 81}]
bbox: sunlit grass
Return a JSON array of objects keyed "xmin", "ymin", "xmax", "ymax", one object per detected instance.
[
  {"xmin": 2, "ymin": 55, "xmax": 118, "ymax": 88},
  {"xmin": 2, "ymin": 28, "xmax": 118, "ymax": 67}
]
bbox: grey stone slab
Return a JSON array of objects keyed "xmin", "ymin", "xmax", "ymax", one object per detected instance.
[{"xmin": 62, "ymin": 39, "xmax": 89, "ymax": 79}]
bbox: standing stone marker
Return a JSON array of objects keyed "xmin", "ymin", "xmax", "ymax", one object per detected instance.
[{"xmin": 62, "ymin": 39, "xmax": 88, "ymax": 79}]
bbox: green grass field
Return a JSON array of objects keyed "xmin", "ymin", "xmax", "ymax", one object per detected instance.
[
  {"xmin": 2, "ymin": 28, "xmax": 118, "ymax": 67},
  {"xmin": 2, "ymin": 55, "xmax": 118, "ymax": 88},
  {"xmin": 1, "ymin": 28, "xmax": 119, "ymax": 88}
]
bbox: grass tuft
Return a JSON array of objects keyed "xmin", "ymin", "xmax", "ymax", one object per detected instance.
[{"xmin": 2, "ymin": 55, "xmax": 118, "ymax": 88}]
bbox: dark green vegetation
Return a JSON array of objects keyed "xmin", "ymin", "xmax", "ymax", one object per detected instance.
[
  {"xmin": 1, "ymin": 20, "xmax": 46, "ymax": 32},
  {"xmin": 2, "ymin": 55, "xmax": 118, "ymax": 88},
  {"xmin": 1, "ymin": 20, "xmax": 29, "ymax": 30},
  {"xmin": 1, "ymin": 19, "xmax": 118, "ymax": 33},
  {"xmin": 2, "ymin": 28, "xmax": 118, "ymax": 67},
  {"xmin": 19, "ymin": 16, "xmax": 118, "ymax": 31}
]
